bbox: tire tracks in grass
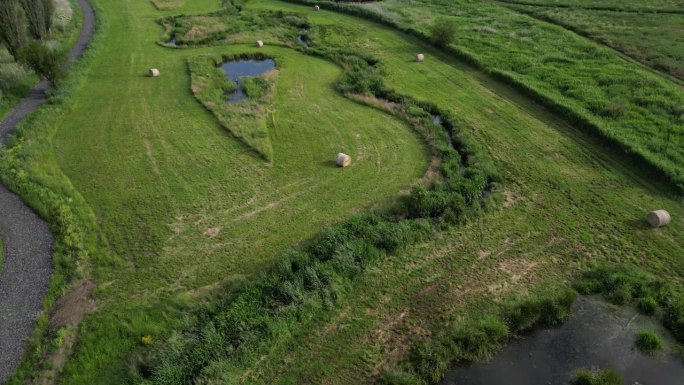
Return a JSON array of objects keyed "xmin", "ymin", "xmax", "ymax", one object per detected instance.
[{"xmin": 0, "ymin": 0, "xmax": 96, "ymax": 381}]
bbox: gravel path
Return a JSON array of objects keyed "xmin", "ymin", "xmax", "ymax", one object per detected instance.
[{"xmin": 0, "ymin": 0, "xmax": 95, "ymax": 382}]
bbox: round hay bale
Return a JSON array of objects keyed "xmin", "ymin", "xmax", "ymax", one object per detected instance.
[
  {"xmin": 148, "ymin": 68, "xmax": 160, "ymax": 77},
  {"xmin": 336, "ymin": 153, "xmax": 351, "ymax": 168},
  {"xmin": 256, "ymin": 40, "xmax": 264, "ymax": 48},
  {"xmin": 314, "ymin": 5, "xmax": 320, "ymax": 10},
  {"xmin": 416, "ymin": 53, "xmax": 425, "ymax": 62},
  {"xmin": 646, "ymin": 210, "xmax": 671, "ymax": 228}
]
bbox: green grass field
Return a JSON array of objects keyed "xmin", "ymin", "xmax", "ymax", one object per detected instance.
[
  {"xmin": 0, "ymin": 0, "xmax": 81, "ymax": 120},
  {"xmin": 353, "ymin": 0, "xmax": 684, "ymax": 189},
  {"xmin": 0, "ymin": 0, "xmax": 682, "ymax": 384},
  {"xmin": 495, "ymin": 0, "xmax": 684, "ymax": 12},
  {"xmin": 508, "ymin": 5, "xmax": 684, "ymax": 81}
]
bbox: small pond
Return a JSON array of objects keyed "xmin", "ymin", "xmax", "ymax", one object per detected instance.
[
  {"xmin": 221, "ymin": 59, "xmax": 275, "ymax": 103},
  {"xmin": 297, "ymin": 35, "xmax": 308, "ymax": 47},
  {"xmin": 442, "ymin": 297, "xmax": 684, "ymax": 385}
]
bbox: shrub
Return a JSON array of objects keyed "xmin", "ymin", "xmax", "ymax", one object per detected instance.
[
  {"xmin": 20, "ymin": 41, "xmax": 66, "ymax": 85},
  {"xmin": 430, "ymin": 18, "xmax": 457, "ymax": 47},
  {"xmin": 241, "ymin": 76, "xmax": 270, "ymax": 99},
  {"xmin": 634, "ymin": 330, "xmax": 664, "ymax": 355},
  {"xmin": 571, "ymin": 368, "xmax": 622, "ymax": 385},
  {"xmin": 446, "ymin": 316, "xmax": 509, "ymax": 361},
  {"xmin": 0, "ymin": 0, "xmax": 29, "ymax": 59},
  {"xmin": 409, "ymin": 341, "xmax": 449, "ymax": 384},
  {"xmin": 637, "ymin": 296, "xmax": 658, "ymax": 316}
]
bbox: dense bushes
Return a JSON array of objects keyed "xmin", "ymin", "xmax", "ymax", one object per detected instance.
[
  {"xmin": 430, "ymin": 18, "xmax": 456, "ymax": 47},
  {"xmin": 505, "ymin": 290, "xmax": 577, "ymax": 333},
  {"xmin": 634, "ymin": 330, "xmax": 664, "ymax": 355},
  {"xmin": 20, "ymin": 40, "xmax": 66, "ymax": 85}
]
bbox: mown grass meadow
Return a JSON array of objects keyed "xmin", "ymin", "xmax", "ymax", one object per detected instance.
[
  {"xmin": 0, "ymin": 0, "xmax": 682, "ymax": 384},
  {"xmin": 344, "ymin": 0, "xmax": 684, "ymax": 189}
]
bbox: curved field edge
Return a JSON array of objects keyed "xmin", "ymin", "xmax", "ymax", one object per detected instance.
[
  {"xmin": 285, "ymin": 0, "xmax": 684, "ymax": 192},
  {"xmin": 133, "ymin": 40, "xmax": 499, "ymax": 385},
  {"xmin": 0, "ymin": 0, "xmax": 106, "ymax": 382}
]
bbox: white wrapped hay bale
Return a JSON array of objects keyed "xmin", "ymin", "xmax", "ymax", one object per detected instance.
[
  {"xmin": 315, "ymin": 5, "xmax": 320, "ymax": 10},
  {"xmin": 256, "ymin": 40, "xmax": 264, "ymax": 48},
  {"xmin": 416, "ymin": 53, "xmax": 425, "ymax": 62},
  {"xmin": 336, "ymin": 153, "xmax": 351, "ymax": 168},
  {"xmin": 149, "ymin": 68, "xmax": 160, "ymax": 77},
  {"xmin": 646, "ymin": 210, "xmax": 671, "ymax": 228}
]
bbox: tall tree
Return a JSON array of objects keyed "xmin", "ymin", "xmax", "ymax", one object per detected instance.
[
  {"xmin": 21, "ymin": 0, "xmax": 47, "ymax": 40},
  {"xmin": 21, "ymin": 40, "xmax": 66, "ymax": 86},
  {"xmin": 41, "ymin": 0, "xmax": 54, "ymax": 37},
  {"xmin": 0, "ymin": 0, "xmax": 28, "ymax": 60}
]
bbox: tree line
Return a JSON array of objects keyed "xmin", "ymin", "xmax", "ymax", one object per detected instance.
[{"xmin": 0, "ymin": 0, "xmax": 65, "ymax": 85}]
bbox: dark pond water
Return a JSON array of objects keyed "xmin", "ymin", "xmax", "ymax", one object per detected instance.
[
  {"xmin": 221, "ymin": 59, "xmax": 275, "ymax": 103},
  {"xmin": 297, "ymin": 35, "xmax": 308, "ymax": 47},
  {"xmin": 168, "ymin": 37, "xmax": 177, "ymax": 46},
  {"xmin": 442, "ymin": 297, "xmax": 684, "ymax": 385}
]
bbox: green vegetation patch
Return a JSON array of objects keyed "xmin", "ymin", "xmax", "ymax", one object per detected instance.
[
  {"xmin": 188, "ymin": 53, "xmax": 277, "ymax": 160},
  {"xmin": 571, "ymin": 368, "xmax": 622, "ymax": 385},
  {"xmin": 159, "ymin": 6, "xmax": 309, "ymax": 45},
  {"xmin": 311, "ymin": 0, "xmax": 684, "ymax": 189},
  {"xmin": 575, "ymin": 265, "xmax": 684, "ymax": 346},
  {"xmin": 512, "ymin": 6, "xmax": 684, "ymax": 81},
  {"xmin": 0, "ymin": 236, "xmax": 4, "ymax": 274},
  {"xmin": 0, "ymin": 0, "xmax": 80, "ymax": 118},
  {"xmin": 635, "ymin": 330, "xmax": 664, "ymax": 354}
]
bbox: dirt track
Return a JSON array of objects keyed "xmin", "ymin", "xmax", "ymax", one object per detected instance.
[{"xmin": 0, "ymin": 0, "xmax": 96, "ymax": 381}]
